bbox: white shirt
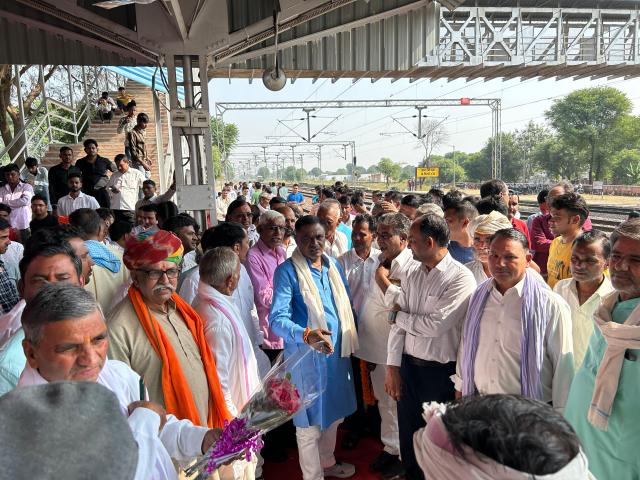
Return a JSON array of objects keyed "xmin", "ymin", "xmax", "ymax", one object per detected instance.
[
  {"xmin": 57, "ymin": 192, "xmax": 100, "ymax": 216},
  {"xmin": 193, "ymin": 283, "xmax": 261, "ymax": 417},
  {"xmin": 338, "ymin": 247, "xmax": 382, "ymax": 316},
  {"xmin": 182, "ymin": 250, "xmax": 197, "ymax": 273},
  {"xmin": 324, "ymin": 230, "xmax": 349, "ymax": 259},
  {"xmin": 0, "ymin": 299, "xmax": 25, "ymax": 349},
  {"xmin": 247, "ymin": 226, "xmax": 259, "ymax": 248},
  {"xmin": 179, "ymin": 264, "xmax": 270, "ymax": 377},
  {"xmin": 351, "ymin": 248, "xmax": 420, "ymax": 365},
  {"xmin": 553, "ymin": 276, "xmax": 614, "ymax": 369},
  {"xmin": 107, "ymin": 168, "xmax": 145, "ymax": 211},
  {"xmin": 284, "ymin": 237, "xmax": 297, "ymax": 258},
  {"xmin": 387, "ymin": 253, "xmax": 476, "ymax": 366},
  {"xmin": 454, "ymin": 277, "xmax": 575, "ymax": 411},
  {"xmin": 216, "ymin": 197, "xmax": 232, "ymax": 221},
  {"xmin": 19, "ymin": 360, "xmax": 209, "ymax": 480},
  {"xmin": 1, "ymin": 241, "xmax": 23, "ymax": 284},
  {"xmin": 0, "ymin": 182, "xmax": 33, "ymax": 230}
]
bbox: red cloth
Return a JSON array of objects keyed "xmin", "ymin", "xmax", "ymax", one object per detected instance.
[
  {"xmin": 511, "ymin": 217, "xmax": 530, "ymax": 246},
  {"xmin": 123, "ymin": 230, "xmax": 182, "ymax": 270}
]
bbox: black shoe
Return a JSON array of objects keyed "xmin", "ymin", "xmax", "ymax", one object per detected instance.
[
  {"xmin": 381, "ymin": 457, "xmax": 405, "ymax": 480},
  {"xmin": 369, "ymin": 451, "xmax": 397, "ymax": 472},
  {"xmin": 340, "ymin": 430, "xmax": 360, "ymax": 450}
]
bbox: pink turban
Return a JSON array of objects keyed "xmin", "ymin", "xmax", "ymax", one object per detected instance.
[{"xmin": 123, "ymin": 230, "xmax": 184, "ymax": 270}]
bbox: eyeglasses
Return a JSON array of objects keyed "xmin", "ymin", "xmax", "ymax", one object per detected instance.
[
  {"xmin": 136, "ymin": 267, "xmax": 181, "ymax": 280},
  {"xmin": 266, "ymin": 225, "xmax": 286, "ymax": 233}
]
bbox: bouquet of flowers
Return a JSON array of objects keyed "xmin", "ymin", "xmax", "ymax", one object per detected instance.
[{"xmin": 185, "ymin": 345, "xmax": 326, "ymax": 479}]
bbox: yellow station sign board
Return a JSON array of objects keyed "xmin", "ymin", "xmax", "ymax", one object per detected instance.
[{"xmin": 416, "ymin": 167, "xmax": 440, "ymax": 178}]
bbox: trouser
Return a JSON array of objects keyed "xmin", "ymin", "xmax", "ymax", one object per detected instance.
[
  {"xmin": 371, "ymin": 363, "xmax": 400, "ymax": 456},
  {"xmin": 342, "ymin": 356, "xmax": 366, "ymax": 435},
  {"xmin": 397, "ymin": 355, "xmax": 456, "ymax": 480},
  {"xmin": 217, "ymin": 456, "xmax": 257, "ymax": 480},
  {"xmin": 92, "ymin": 187, "xmax": 111, "ymax": 208},
  {"xmin": 99, "ymin": 110, "xmax": 113, "ymax": 121},
  {"xmin": 296, "ymin": 419, "xmax": 342, "ymax": 480},
  {"xmin": 18, "ymin": 228, "xmax": 30, "ymax": 245}
]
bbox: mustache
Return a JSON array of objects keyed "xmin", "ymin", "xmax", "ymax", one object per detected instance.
[{"xmin": 153, "ymin": 283, "xmax": 175, "ymax": 294}]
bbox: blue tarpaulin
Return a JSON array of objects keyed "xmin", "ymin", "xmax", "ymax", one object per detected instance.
[{"xmin": 106, "ymin": 66, "xmax": 184, "ymax": 101}]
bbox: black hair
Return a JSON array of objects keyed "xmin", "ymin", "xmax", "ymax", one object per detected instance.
[
  {"xmin": 573, "ymin": 229, "xmax": 611, "ymax": 260},
  {"xmin": 0, "ymin": 218, "xmax": 10, "ymax": 231},
  {"xmin": 475, "ymin": 195, "xmax": 508, "ymax": 216},
  {"xmin": 25, "ymin": 157, "xmax": 39, "ymax": 168},
  {"xmin": 83, "ymin": 139, "xmax": 98, "ymax": 149},
  {"xmin": 155, "ymin": 201, "xmax": 179, "ymax": 223},
  {"xmin": 423, "ymin": 192, "xmax": 443, "ymax": 209},
  {"xmin": 320, "ymin": 188, "xmax": 335, "ymax": 199},
  {"xmin": 139, "ymin": 203, "xmax": 158, "ymax": 214},
  {"xmin": 445, "ymin": 199, "xmax": 479, "ymax": 222},
  {"xmin": 18, "ymin": 243, "xmax": 81, "ymax": 280},
  {"xmin": 295, "ymin": 215, "xmax": 322, "ymax": 232},
  {"xmin": 550, "ymin": 193, "xmax": 589, "ymax": 226},
  {"xmin": 269, "ymin": 197, "xmax": 286, "ymax": 208},
  {"xmin": 200, "ymin": 222, "xmax": 246, "ymax": 252},
  {"xmin": 3, "ymin": 163, "xmax": 19, "ymax": 174},
  {"xmin": 126, "ymin": 100, "xmax": 136, "ymax": 110},
  {"xmin": 118, "ymin": 86, "xmax": 125, "ymax": 91},
  {"xmin": 416, "ymin": 214, "xmax": 449, "ymax": 247},
  {"xmin": 226, "ymin": 198, "xmax": 250, "ymax": 218},
  {"xmin": 31, "ymin": 194, "xmax": 48, "ymax": 204},
  {"xmin": 0, "ymin": 203, "xmax": 11, "ymax": 215},
  {"xmin": 142, "ymin": 179, "xmax": 156, "ymax": 188},
  {"xmin": 401, "ymin": 194, "xmax": 421, "ymax": 209},
  {"xmin": 162, "ymin": 215, "xmax": 197, "ymax": 234},
  {"xmin": 350, "ymin": 191, "xmax": 365, "ymax": 207},
  {"xmin": 353, "ymin": 213, "xmax": 376, "ymax": 232},
  {"xmin": 59, "ymin": 146, "xmax": 73, "ymax": 155},
  {"xmin": 250, "ymin": 204, "xmax": 261, "ymax": 224},
  {"xmin": 442, "ymin": 190, "xmax": 465, "ymax": 210},
  {"xmin": 109, "ymin": 221, "xmax": 133, "ymax": 243},
  {"xmin": 69, "ymin": 208, "xmax": 102, "ymax": 236},
  {"xmin": 67, "ymin": 171, "xmax": 82, "ymax": 182},
  {"xmin": 385, "ymin": 190, "xmax": 402, "ymax": 203},
  {"xmin": 114, "ymin": 153, "xmax": 127, "ymax": 163},
  {"xmin": 25, "ymin": 225, "xmax": 86, "ymax": 257},
  {"xmin": 491, "ymin": 228, "xmax": 529, "ymax": 250},
  {"xmin": 254, "ymin": 181, "xmax": 262, "ymax": 189},
  {"xmin": 95, "ymin": 208, "xmax": 114, "ymax": 221},
  {"xmin": 442, "ymin": 394, "xmax": 580, "ymax": 476},
  {"xmin": 628, "ymin": 211, "xmax": 640, "ymax": 220},
  {"xmin": 137, "ymin": 113, "xmax": 149, "ymax": 123},
  {"xmin": 101, "ymin": 91, "xmax": 108, "ymax": 97},
  {"xmin": 338, "ymin": 195, "xmax": 352, "ymax": 206},
  {"xmin": 480, "ymin": 179, "xmax": 508, "ymax": 198}
]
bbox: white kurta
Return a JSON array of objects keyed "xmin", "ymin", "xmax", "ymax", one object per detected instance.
[
  {"xmin": 323, "ymin": 230, "xmax": 348, "ymax": 259},
  {"xmin": 18, "ymin": 360, "xmax": 208, "ymax": 480},
  {"xmin": 193, "ymin": 283, "xmax": 261, "ymax": 416},
  {"xmin": 353, "ymin": 248, "xmax": 420, "ymax": 365},
  {"xmin": 338, "ymin": 247, "xmax": 381, "ymax": 316},
  {"xmin": 453, "ymin": 277, "xmax": 575, "ymax": 411},
  {"xmin": 180, "ymin": 265, "xmax": 270, "ymax": 377}
]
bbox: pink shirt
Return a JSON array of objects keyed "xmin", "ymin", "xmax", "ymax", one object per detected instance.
[
  {"xmin": 245, "ymin": 239, "xmax": 287, "ymax": 350},
  {"xmin": 0, "ymin": 182, "xmax": 33, "ymax": 230}
]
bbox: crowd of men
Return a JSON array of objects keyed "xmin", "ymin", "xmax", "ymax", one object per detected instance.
[{"xmin": 0, "ymin": 163, "xmax": 637, "ymax": 480}]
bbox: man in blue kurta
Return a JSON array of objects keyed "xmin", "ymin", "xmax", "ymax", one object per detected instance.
[
  {"xmin": 565, "ymin": 219, "xmax": 640, "ymax": 479},
  {"xmin": 270, "ymin": 215, "xmax": 358, "ymax": 480}
]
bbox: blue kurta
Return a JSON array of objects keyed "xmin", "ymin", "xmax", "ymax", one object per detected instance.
[
  {"xmin": 565, "ymin": 297, "xmax": 640, "ymax": 479},
  {"xmin": 269, "ymin": 256, "xmax": 356, "ymax": 430}
]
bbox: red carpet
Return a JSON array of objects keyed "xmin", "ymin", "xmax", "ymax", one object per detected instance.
[{"xmin": 263, "ymin": 428, "xmax": 384, "ymax": 480}]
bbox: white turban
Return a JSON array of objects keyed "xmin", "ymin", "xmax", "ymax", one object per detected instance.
[{"xmin": 467, "ymin": 210, "xmax": 512, "ymax": 238}]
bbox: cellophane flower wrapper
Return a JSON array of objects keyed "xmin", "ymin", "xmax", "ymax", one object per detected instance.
[{"xmin": 185, "ymin": 345, "xmax": 327, "ymax": 479}]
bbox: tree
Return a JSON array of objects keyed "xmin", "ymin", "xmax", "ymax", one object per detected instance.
[
  {"xmin": 417, "ymin": 119, "xmax": 447, "ymax": 167},
  {"xmin": 434, "ymin": 153, "xmax": 466, "ymax": 184},
  {"xmin": 0, "ymin": 64, "xmax": 59, "ymax": 162},
  {"xmin": 210, "ymin": 117, "xmax": 239, "ymax": 179},
  {"xmin": 366, "ymin": 165, "xmax": 380, "ymax": 174},
  {"xmin": 399, "ymin": 164, "xmax": 415, "ymax": 181},
  {"xmin": 532, "ymin": 137, "xmax": 586, "ymax": 181},
  {"xmin": 257, "ymin": 166, "xmax": 270, "ymax": 179},
  {"xmin": 283, "ymin": 166, "xmax": 306, "ymax": 182},
  {"xmin": 514, "ymin": 121, "xmax": 550, "ymax": 181},
  {"xmin": 461, "ymin": 151, "xmax": 490, "ymax": 182},
  {"xmin": 377, "ymin": 158, "xmax": 402, "ymax": 186},
  {"xmin": 309, "ymin": 167, "xmax": 322, "ymax": 177},
  {"xmin": 335, "ymin": 168, "xmax": 347, "ymax": 175},
  {"xmin": 611, "ymin": 149, "xmax": 640, "ymax": 185},
  {"xmin": 545, "ymin": 87, "xmax": 632, "ymax": 182},
  {"xmin": 346, "ymin": 163, "xmax": 366, "ymax": 176}
]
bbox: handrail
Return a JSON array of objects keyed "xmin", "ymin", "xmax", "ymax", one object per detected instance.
[{"xmin": 0, "ymin": 66, "xmax": 119, "ymax": 164}]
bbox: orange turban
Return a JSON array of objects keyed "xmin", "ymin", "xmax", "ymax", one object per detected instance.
[{"xmin": 123, "ymin": 230, "xmax": 184, "ymax": 270}]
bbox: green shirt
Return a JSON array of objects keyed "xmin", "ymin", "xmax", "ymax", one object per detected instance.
[{"xmin": 565, "ymin": 296, "xmax": 640, "ymax": 480}]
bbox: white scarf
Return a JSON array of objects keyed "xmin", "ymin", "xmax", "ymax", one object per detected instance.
[
  {"xmin": 589, "ymin": 291, "xmax": 640, "ymax": 430},
  {"xmin": 291, "ymin": 248, "xmax": 358, "ymax": 357},
  {"xmin": 324, "ymin": 230, "xmax": 348, "ymax": 258},
  {"xmin": 414, "ymin": 402, "xmax": 595, "ymax": 480}
]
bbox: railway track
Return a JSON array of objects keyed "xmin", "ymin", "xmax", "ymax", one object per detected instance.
[{"xmin": 298, "ymin": 184, "xmax": 634, "ymax": 233}]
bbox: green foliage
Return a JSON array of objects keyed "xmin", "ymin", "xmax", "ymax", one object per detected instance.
[
  {"xmin": 257, "ymin": 166, "xmax": 270, "ymax": 179},
  {"xmin": 366, "ymin": 165, "xmax": 380, "ymax": 174},
  {"xmin": 377, "ymin": 158, "xmax": 402, "ymax": 186},
  {"xmin": 283, "ymin": 166, "xmax": 307, "ymax": 182},
  {"xmin": 399, "ymin": 164, "xmax": 415, "ymax": 181},
  {"xmin": 545, "ymin": 87, "xmax": 632, "ymax": 181},
  {"xmin": 610, "ymin": 149, "xmax": 640, "ymax": 185},
  {"xmin": 335, "ymin": 168, "xmax": 347, "ymax": 175},
  {"xmin": 532, "ymin": 137, "xmax": 585, "ymax": 181},
  {"xmin": 434, "ymin": 154, "xmax": 465, "ymax": 184},
  {"xmin": 309, "ymin": 167, "xmax": 322, "ymax": 177},
  {"xmin": 210, "ymin": 117, "xmax": 239, "ymax": 179}
]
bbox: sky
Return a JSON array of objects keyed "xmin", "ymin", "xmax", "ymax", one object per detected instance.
[{"xmin": 208, "ymin": 74, "xmax": 640, "ymax": 175}]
